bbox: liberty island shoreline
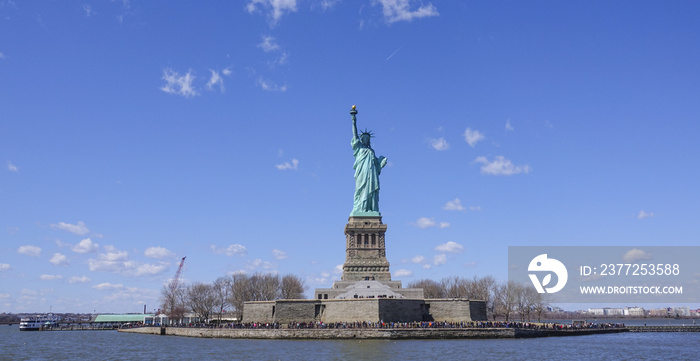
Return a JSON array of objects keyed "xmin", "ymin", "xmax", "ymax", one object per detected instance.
[{"xmin": 118, "ymin": 324, "xmax": 628, "ymax": 339}]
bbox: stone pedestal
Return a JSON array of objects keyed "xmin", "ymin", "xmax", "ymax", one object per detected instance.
[{"xmin": 341, "ymin": 216, "xmax": 391, "ymax": 282}]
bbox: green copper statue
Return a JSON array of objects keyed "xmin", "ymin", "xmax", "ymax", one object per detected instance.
[{"xmin": 350, "ymin": 105, "xmax": 388, "ymax": 217}]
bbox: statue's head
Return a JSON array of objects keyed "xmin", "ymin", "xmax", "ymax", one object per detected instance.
[{"xmin": 360, "ymin": 129, "xmax": 373, "ymax": 146}]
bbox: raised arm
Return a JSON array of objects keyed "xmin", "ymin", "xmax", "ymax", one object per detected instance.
[{"xmin": 351, "ymin": 105, "xmax": 359, "ymax": 140}]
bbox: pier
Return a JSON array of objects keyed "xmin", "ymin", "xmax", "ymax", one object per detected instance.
[
  {"xmin": 18, "ymin": 323, "xmax": 126, "ymax": 331},
  {"xmin": 44, "ymin": 324, "xmax": 121, "ymax": 331}
]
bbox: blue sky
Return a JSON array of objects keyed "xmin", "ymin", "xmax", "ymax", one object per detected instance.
[{"xmin": 1, "ymin": 0, "xmax": 699, "ymax": 313}]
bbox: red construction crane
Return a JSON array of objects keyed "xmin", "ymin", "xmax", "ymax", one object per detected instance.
[{"xmin": 169, "ymin": 257, "xmax": 186, "ymax": 296}]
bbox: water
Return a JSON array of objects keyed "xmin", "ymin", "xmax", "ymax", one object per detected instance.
[{"xmin": 1, "ymin": 324, "xmax": 698, "ymax": 361}]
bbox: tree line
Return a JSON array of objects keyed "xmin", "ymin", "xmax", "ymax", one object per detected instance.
[
  {"xmin": 408, "ymin": 276, "xmax": 549, "ymax": 322},
  {"xmin": 161, "ymin": 273, "xmax": 546, "ymax": 324},
  {"xmin": 160, "ymin": 273, "xmax": 306, "ymax": 324}
]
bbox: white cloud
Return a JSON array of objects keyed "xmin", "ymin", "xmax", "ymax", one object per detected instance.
[
  {"xmin": 443, "ymin": 198, "xmax": 465, "ymax": 211},
  {"xmin": 412, "ymin": 217, "xmax": 436, "ymax": 228},
  {"xmin": 275, "ymin": 51, "xmax": 289, "ymax": 66},
  {"xmin": 429, "ymin": 137, "xmax": 449, "ymax": 151},
  {"xmin": 505, "ymin": 119, "xmax": 514, "ymax": 131},
  {"xmin": 474, "ymin": 156, "xmax": 530, "ymax": 175},
  {"xmin": 88, "ymin": 247, "xmax": 169, "ymax": 277},
  {"xmin": 161, "ymin": 68, "xmax": 198, "ymax": 97},
  {"xmin": 317, "ymin": 0, "xmax": 340, "ymax": 10},
  {"xmin": 422, "ymin": 264, "xmax": 432, "ymax": 270},
  {"xmin": 412, "ymin": 217, "xmax": 448, "ymax": 228},
  {"xmin": 211, "ymin": 244, "xmax": 247, "ymax": 256},
  {"xmin": 394, "ymin": 269, "xmax": 412, "ymax": 277},
  {"xmin": 51, "ymin": 221, "xmax": 90, "ymax": 235},
  {"xmin": 435, "ymin": 241, "xmax": 464, "ymax": 254},
  {"xmin": 433, "ymin": 254, "xmax": 446, "ymax": 266},
  {"xmin": 39, "ymin": 274, "xmax": 63, "ymax": 281},
  {"xmin": 0, "ymin": 293, "xmax": 9, "ymax": 299},
  {"xmin": 246, "ymin": 258, "xmax": 275, "ymax": 271},
  {"xmin": 464, "ymin": 127, "xmax": 484, "ymax": 147},
  {"xmin": 257, "ymin": 36, "xmax": 289, "ymax": 67},
  {"xmin": 276, "ymin": 158, "xmax": 299, "ymax": 170},
  {"xmin": 18, "ymin": 245, "xmax": 41, "ymax": 257},
  {"xmin": 623, "ymin": 249, "xmax": 652, "ymax": 263},
  {"xmin": 72, "ymin": 238, "xmax": 99, "ymax": 254},
  {"xmin": 100, "ymin": 285, "xmax": 159, "ymax": 305},
  {"xmin": 0, "ymin": 263, "xmax": 10, "ymax": 271},
  {"xmin": 68, "ymin": 275, "xmax": 90, "ymax": 284},
  {"xmin": 309, "ymin": 274, "xmax": 328, "ymax": 285},
  {"xmin": 246, "ymin": 0, "xmax": 297, "ymax": 26},
  {"xmin": 410, "ymin": 255, "xmax": 425, "ymax": 264},
  {"xmin": 83, "ymin": 4, "xmax": 95, "ymax": 17},
  {"xmin": 333, "ymin": 264, "xmax": 343, "ymax": 274},
  {"xmin": 272, "ymin": 249, "xmax": 288, "ymax": 260},
  {"xmin": 222, "ymin": 68, "xmax": 232, "ymax": 76},
  {"xmin": 88, "ymin": 248, "xmax": 128, "ymax": 273},
  {"xmin": 373, "ymin": 0, "xmax": 439, "ymax": 24},
  {"xmin": 93, "ymin": 282, "xmax": 124, "ymax": 291},
  {"xmin": 131, "ymin": 262, "xmax": 169, "ymax": 276},
  {"xmin": 7, "ymin": 161, "xmax": 18, "ymax": 172},
  {"xmin": 258, "ymin": 35, "xmax": 280, "ymax": 52},
  {"xmin": 144, "ymin": 246, "xmax": 174, "ymax": 259},
  {"xmin": 206, "ymin": 70, "xmax": 224, "ymax": 92},
  {"xmin": 0, "ymin": 52, "xmax": 5, "ymax": 60},
  {"xmin": 50, "ymin": 253, "xmax": 69, "ymax": 266},
  {"xmin": 638, "ymin": 210, "xmax": 655, "ymax": 219},
  {"xmin": 21, "ymin": 289, "xmax": 38, "ymax": 297},
  {"xmin": 54, "ymin": 239, "xmax": 69, "ymax": 247},
  {"xmin": 469, "ymin": 205, "xmax": 481, "ymax": 211},
  {"xmin": 257, "ymin": 77, "xmax": 288, "ymax": 92}
]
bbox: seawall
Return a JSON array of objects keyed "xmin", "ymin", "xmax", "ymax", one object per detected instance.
[
  {"xmin": 627, "ymin": 326, "xmax": 700, "ymax": 332},
  {"xmin": 119, "ymin": 326, "xmax": 627, "ymax": 339}
]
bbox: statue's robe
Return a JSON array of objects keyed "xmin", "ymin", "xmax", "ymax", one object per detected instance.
[{"xmin": 352, "ymin": 137, "xmax": 386, "ymax": 215}]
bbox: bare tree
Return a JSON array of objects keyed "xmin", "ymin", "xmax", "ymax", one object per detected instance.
[
  {"xmin": 227, "ymin": 272, "xmax": 308, "ymax": 320},
  {"xmin": 441, "ymin": 276, "xmax": 470, "ymax": 298},
  {"xmin": 228, "ymin": 273, "xmax": 251, "ymax": 320},
  {"xmin": 408, "ymin": 279, "xmax": 446, "ymax": 298},
  {"xmin": 530, "ymin": 290, "xmax": 549, "ymax": 323},
  {"xmin": 524, "ymin": 286, "xmax": 541, "ymax": 322},
  {"xmin": 470, "ymin": 276, "xmax": 498, "ymax": 320},
  {"xmin": 280, "ymin": 274, "xmax": 306, "ymax": 299},
  {"xmin": 248, "ymin": 273, "xmax": 280, "ymax": 301},
  {"xmin": 516, "ymin": 284, "xmax": 533, "ymax": 322},
  {"xmin": 495, "ymin": 280, "xmax": 520, "ymax": 322},
  {"xmin": 187, "ymin": 282, "xmax": 217, "ymax": 323},
  {"xmin": 212, "ymin": 276, "xmax": 232, "ymax": 324},
  {"xmin": 160, "ymin": 282, "xmax": 187, "ymax": 324}
]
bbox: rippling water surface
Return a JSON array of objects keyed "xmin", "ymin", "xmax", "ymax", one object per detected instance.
[{"xmin": 2, "ymin": 324, "xmax": 698, "ymax": 361}]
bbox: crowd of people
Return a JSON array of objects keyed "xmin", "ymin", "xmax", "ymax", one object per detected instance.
[
  {"xmin": 154, "ymin": 320, "xmax": 625, "ymax": 330},
  {"xmin": 283, "ymin": 320, "xmax": 625, "ymax": 330}
]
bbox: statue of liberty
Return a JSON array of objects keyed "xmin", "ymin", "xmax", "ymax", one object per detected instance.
[{"xmin": 350, "ymin": 105, "xmax": 388, "ymax": 216}]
